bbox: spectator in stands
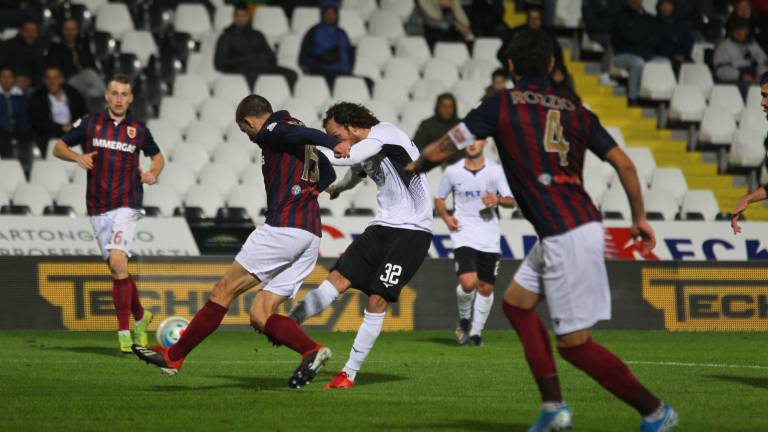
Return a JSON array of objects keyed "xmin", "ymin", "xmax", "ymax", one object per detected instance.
[
  {"xmin": 484, "ymin": 68, "xmax": 508, "ymax": 98},
  {"xmin": 655, "ymin": 0, "xmax": 694, "ymax": 73},
  {"xmin": 714, "ymin": 16, "xmax": 768, "ymax": 96},
  {"xmin": 47, "ymin": 17, "xmax": 105, "ymax": 112},
  {"xmin": 0, "ymin": 19, "xmax": 45, "ymax": 90},
  {"xmin": 583, "ymin": 0, "xmax": 624, "ymax": 84},
  {"xmin": 612, "ymin": 0, "xmax": 665, "ymax": 104},
  {"xmin": 466, "ymin": 0, "xmax": 505, "ymax": 37},
  {"xmin": 214, "ymin": 2, "xmax": 298, "ymax": 88},
  {"xmin": 417, "ymin": 0, "xmax": 475, "ymax": 48},
  {"xmin": 413, "ymin": 93, "xmax": 461, "ymax": 164},
  {"xmin": 28, "ymin": 65, "xmax": 87, "ymax": 156},
  {"xmin": 298, "ymin": 0, "xmax": 352, "ymax": 87},
  {"xmin": 0, "ymin": 65, "xmax": 31, "ymax": 159}
]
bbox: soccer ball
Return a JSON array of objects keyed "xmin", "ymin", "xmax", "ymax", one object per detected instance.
[{"xmin": 155, "ymin": 316, "xmax": 189, "ymax": 348}]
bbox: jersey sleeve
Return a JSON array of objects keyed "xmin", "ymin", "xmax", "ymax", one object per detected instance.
[
  {"xmin": 62, "ymin": 115, "xmax": 88, "ymax": 147},
  {"xmin": 435, "ymin": 169, "xmax": 453, "ymax": 199},
  {"xmin": 317, "ymin": 138, "xmax": 383, "ymax": 166},
  {"xmin": 585, "ymin": 109, "xmax": 617, "ymax": 160},
  {"xmin": 261, "ymin": 121, "xmax": 338, "ymax": 150},
  {"xmin": 141, "ymin": 127, "xmax": 161, "ymax": 157},
  {"xmin": 448, "ymin": 95, "xmax": 501, "ymax": 149},
  {"xmin": 494, "ymin": 166, "xmax": 513, "ymax": 197}
]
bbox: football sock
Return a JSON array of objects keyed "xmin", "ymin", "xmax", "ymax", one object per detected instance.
[
  {"xmin": 643, "ymin": 404, "xmax": 667, "ymax": 422},
  {"xmin": 342, "ymin": 310, "xmax": 386, "ymax": 381},
  {"xmin": 112, "ymin": 277, "xmax": 132, "ymax": 331},
  {"xmin": 470, "ymin": 292, "xmax": 493, "ymax": 337},
  {"xmin": 168, "ymin": 300, "xmax": 227, "ymax": 361},
  {"xmin": 118, "ymin": 330, "xmax": 130, "ymax": 336},
  {"xmin": 128, "ymin": 276, "xmax": 144, "ymax": 322},
  {"xmin": 456, "ymin": 284, "xmax": 475, "ymax": 320},
  {"xmin": 263, "ymin": 314, "xmax": 319, "ymax": 356},
  {"xmin": 296, "ymin": 280, "xmax": 339, "ymax": 319},
  {"xmin": 502, "ymin": 301, "xmax": 562, "ymax": 403},
  {"xmin": 558, "ymin": 339, "xmax": 661, "ymax": 416}
]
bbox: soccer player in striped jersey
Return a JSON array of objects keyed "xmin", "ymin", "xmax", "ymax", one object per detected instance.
[
  {"xmin": 53, "ymin": 74, "xmax": 165, "ymax": 353},
  {"xmin": 133, "ymin": 95, "xmax": 347, "ymax": 389},
  {"xmin": 435, "ymin": 139, "xmax": 516, "ymax": 347},
  {"xmin": 407, "ymin": 29, "xmax": 678, "ymax": 432}
]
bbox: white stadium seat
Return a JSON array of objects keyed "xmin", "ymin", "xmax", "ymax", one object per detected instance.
[
  {"xmin": 353, "ymin": 56, "xmax": 382, "ymax": 81},
  {"xmin": 339, "ymin": 9, "xmax": 366, "ymax": 44},
  {"xmin": 291, "ymin": 7, "xmax": 319, "ymax": 36},
  {"xmin": 142, "ymin": 184, "xmax": 181, "ymax": 216},
  {"xmin": 356, "ymin": 36, "xmax": 391, "ymax": 71},
  {"xmin": 681, "ymin": 189, "xmax": 720, "ymax": 221},
  {"xmin": 281, "ymin": 98, "xmax": 319, "ymax": 125},
  {"xmin": 120, "ymin": 30, "xmax": 157, "ymax": 66},
  {"xmin": 350, "ymin": 181, "xmax": 378, "ymax": 213},
  {"xmin": 241, "ymin": 163, "xmax": 265, "ymax": 186},
  {"xmin": 473, "ymin": 37, "xmax": 503, "ymax": 61},
  {"xmin": 644, "ymin": 188, "xmax": 679, "ymax": 220},
  {"xmin": 147, "ymin": 119, "xmax": 182, "ymax": 156},
  {"xmin": 214, "ymin": 5, "xmax": 234, "ymax": 31},
  {"xmin": 691, "ymin": 41, "xmax": 714, "ymax": 65},
  {"xmin": 709, "ymin": 85, "xmax": 744, "ymax": 120},
  {"xmin": 333, "ymin": 76, "xmax": 370, "ymax": 104},
  {"xmin": 158, "ymin": 163, "xmax": 197, "ymax": 196},
  {"xmin": 395, "ymin": 36, "xmax": 432, "ymax": 68},
  {"xmin": 77, "ymin": 0, "xmax": 107, "ymax": 13},
  {"xmin": 555, "ymin": 0, "xmax": 582, "ymax": 28},
  {"xmin": 72, "ymin": 168, "xmax": 88, "ymax": 186},
  {"xmin": 56, "ymin": 183, "xmax": 87, "ymax": 216},
  {"xmin": 95, "ymin": 3, "xmax": 134, "ymax": 39},
  {"xmin": 679, "ymin": 63, "xmax": 714, "ymax": 99},
  {"xmin": 0, "ymin": 188, "xmax": 8, "ymax": 209},
  {"xmin": 461, "ymin": 59, "xmax": 499, "ymax": 82},
  {"xmin": 200, "ymin": 98, "xmax": 236, "ymax": 134},
  {"xmin": 434, "ymin": 42, "xmax": 471, "ymax": 68},
  {"xmin": 317, "ymin": 189, "xmax": 351, "ymax": 216},
  {"xmin": 384, "ymin": 57, "xmax": 421, "ymax": 90},
  {"xmin": 453, "ymin": 79, "xmax": 487, "ymax": 105},
  {"xmin": 212, "ymin": 143, "xmax": 253, "ymax": 177},
  {"xmin": 411, "ymin": 79, "xmax": 447, "ymax": 103},
  {"xmin": 253, "ymin": 5, "xmax": 289, "ymax": 45},
  {"xmin": 381, "ymin": 0, "xmax": 415, "ymax": 21},
  {"xmin": 174, "ymin": 74, "xmax": 210, "ymax": 110},
  {"xmin": 12, "ymin": 184, "xmax": 52, "ymax": 215},
  {"xmin": 294, "ymin": 75, "xmax": 331, "ymax": 111},
  {"xmin": 342, "ymin": 0, "xmax": 378, "ymax": 22},
  {"xmin": 699, "ymin": 106, "xmax": 737, "ymax": 146},
  {"xmin": 277, "ymin": 34, "xmax": 303, "ymax": 70},
  {"xmin": 583, "ymin": 168, "xmax": 607, "ymax": 205},
  {"xmin": 373, "ymin": 79, "xmax": 410, "ymax": 111},
  {"xmin": 30, "ymin": 160, "xmax": 70, "ymax": 195},
  {"xmin": 225, "ymin": 123, "xmax": 259, "ymax": 157},
  {"xmin": 651, "ymin": 168, "xmax": 688, "ymax": 204},
  {"xmin": 729, "ymin": 129, "xmax": 767, "ymax": 168},
  {"xmin": 199, "ymin": 163, "xmax": 239, "ymax": 195},
  {"xmin": 185, "ymin": 122, "xmax": 224, "ymax": 155},
  {"xmin": 746, "ymin": 85, "xmax": 762, "ymax": 110},
  {"xmin": 184, "ymin": 185, "xmax": 224, "ymax": 218},
  {"xmin": 186, "ymin": 53, "xmax": 221, "ymax": 86},
  {"xmin": 400, "ymin": 100, "xmax": 433, "ymax": 137},
  {"xmin": 423, "ymin": 58, "xmax": 459, "ymax": 88},
  {"xmin": 366, "ymin": 100, "xmax": 399, "ymax": 124},
  {"xmin": 213, "ymin": 74, "xmax": 250, "ymax": 106},
  {"xmin": 624, "ymin": 147, "xmax": 656, "ymax": 186},
  {"xmin": 585, "ymin": 150, "xmax": 616, "ymax": 186},
  {"xmin": 254, "ymin": 74, "xmax": 292, "ymax": 108},
  {"xmin": 669, "ymin": 84, "xmax": 706, "ymax": 123},
  {"xmin": 171, "ymin": 141, "xmax": 210, "ymax": 176},
  {"xmin": 227, "ymin": 185, "xmax": 262, "ymax": 220},
  {"xmin": 639, "ymin": 62, "xmax": 676, "ymax": 101},
  {"xmin": 739, "ymin": 109, "xmax": 768, "ymax": 136},
  {"xmin": 601, "ymin": 186, "xmax": 631, "ymax": 220},
  {"xmin": 369, "ymin": 10, "xmax": 404, "ymax": 42},
  {"xmin": 174, "ymin": 4, "xmax": 211, "ymax": 40},
  {"xmin": 160, "ymin": 97, "xmax": 197, "ymax": 132}
]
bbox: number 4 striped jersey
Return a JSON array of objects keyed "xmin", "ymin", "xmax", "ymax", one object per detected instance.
[{"xmin": 448, "ymin": 77, "xmax": 617, "ymax": 239}]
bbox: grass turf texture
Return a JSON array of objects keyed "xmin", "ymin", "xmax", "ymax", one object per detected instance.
[{"xmin": 0, "ymin": 330, "xmax": 765, "ymax": 432}]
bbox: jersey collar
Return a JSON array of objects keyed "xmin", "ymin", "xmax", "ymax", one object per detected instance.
[
  {"xmin": 103, "ymin": 108, "xmax": 133, "ymax": 125},
  {"xmin": 514, "ymin": 76, "xmax": 550, "ymax": 89}
]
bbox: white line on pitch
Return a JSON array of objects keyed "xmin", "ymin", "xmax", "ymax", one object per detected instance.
[{"xmin": 626, "ymin": 360, "xmax": 768, "ymax": 370}]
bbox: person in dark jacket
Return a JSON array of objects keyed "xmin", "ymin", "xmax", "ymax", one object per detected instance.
[
  {"xmin": 582, "ymin": 0, "xmax": 623, "ymax": 76},
  {"xmin": 298, "ymin": 0, "xmax": 352, "ymax": 86},
  {"xmin": 0, "ymin": 65, "xmax": 31, "ymax": 159},
  {"xmin": 413, "ymin": 93, "xmax": 465, "ymax": 164},
  {"xmin": 214, "ymin": 3, "xmax": 298, "ymax": 88},
  {"xmin": 28, "ymin": 65, "xmax": 87, "ymax": 156},
  {"xmin": 0, "ymin": 19, "xmax": 45, "ymax": 90},
  {"xmin": 655, "ymin": 0, "xmax": 693, "ymax": 73}
]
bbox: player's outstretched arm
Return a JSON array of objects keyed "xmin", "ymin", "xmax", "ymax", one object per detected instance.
[
  {"xmin": 406, "ymin": 135, "xmax": 459, "ymax": 175},
  {"xmin": 52, "ymin": 139, "xmax": 96, "ymax": 170},
  {"xmin": 141, "ymin": 153, "xmax": 165, "ymax": 185},
  {"xmin": 731, "ymin": 184, "xmax": 768, "ymax": 234},
  {"xmin": 318, "ymin": 139, "xmax": 382, "ymax": 166},
  {"xmin": 327, "ymin": 164, "xmax": 364, "ymax": 199},
  {"xmin": 282, "ymin": 123, "xmax": 349, "ymax": 157}
]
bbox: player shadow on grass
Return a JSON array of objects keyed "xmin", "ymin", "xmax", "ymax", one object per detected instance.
[
  {"xmin": 38, "ymin": 345, "xmax": 124, "ymax": 358},
  {"xmin": 418, "ymin": 337, "xmax": 464, "ymax": 347},
  {"xmin": 375, "ymin": 419, "xmax": 528, "ymax": 431},
  {"xmin": 706, "ymin": 374, "xmax": 768, "ymax": 390},
  {"xmin": 149, "ymin": 372, "xmax": 407, "ymax": 392}
]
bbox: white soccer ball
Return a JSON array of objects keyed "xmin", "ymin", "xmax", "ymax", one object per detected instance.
[{"xmin": 155, "ymin": 316, "xmax": 189, "ymax": 348}]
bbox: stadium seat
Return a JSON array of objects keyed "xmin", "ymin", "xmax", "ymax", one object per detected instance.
[
  {"xmin": 381, "ymin": 0, "xmax": 415, "ymax": 21},
  {"xmin": 214, "ymin": 4, "xmax": 234, "ymax": 31},
  {"xmin": 709, "ymin": 85, "xmax": 744, "ymax": 120},
  {"xmin": 12, "ymin": 184, "xmax": 52, "ymax": 216},
  {"xmin": 729, "ymin": 129, "xmax": 767, "ymax": 168},
  {"xmin": 227, "ymin": 184, "xmax": 262, "ymax": 220},
  {"xmin": 77, "ymin": 0, "xmax": 107, "ymax": 13},
  {"xmin": 184, "ymin": 185, "xmax": 225, "ymax": 218},
  {"xmin": 691, "ymin": 41, "xmax": 714, "ymax": 64},
  {"xmin": 173, "ymin": 74, "xmax": 210, "ymax": 110},
  {"xmin": 624, "ymin": 147, "xmax": 657, "ymax": 185},
  {"xmin": 174, "ymin": 4, "xmax": 212, "ymax": 40},
  {"xmin": 199, "ymin": 163, "xmax": 239, "ymax": 195},
  {"xmin": 171, "ymin": 141, "xmax": 210, "ymax": 176},
  {"xmin": 680, "ymin": 189, "xmax": 720, "ymax": 221},
  {"xmin": 200, "ymin": 98, "xmax": 236, "ymax": 134},
  {"xmin": 605, "ymin": 127, "xmax": 627, "ymax": 148},
  {"xmin": 366, "ymin": 99, "xmax": 399, "ymax": 124},
  {"xmin": 333, "ymin": 77, "xmax": 370, "ymax": 104},
  {"xmin": 277, "ymin": 34, "xmax": 303, "ymax": 69},
  {"xmin": 698, "ymin": 106, "xmax": 736, "ymax": 146},
  {"xmin": 651, "ymin": 168, "xmax": 688, "ymax": 204},
  {"xmin": 349, "ymin": 181, "xmax": 378, "ymax": 214},
  {"xmin": 281, "ymin": 98, "xmax": 319, "ymax": 124},
  {"xmin": 160, "ymin": 96, "xmax": 197, "ymax": 131},
  {"xmin": 342, "ymin": 0, "xmax": 378, "ymax": 21},
  {"xmin": 434, "ymin": 42, "xmax": 471, "ymax": 68},
  {"xmin": 339, "ymin": 9, "xmax": 366, "ymax": 44},
  {"xmin": 157, "ymin": 163, "xmax": 197, "ymax": 196},
  {"xmin": 472, "ymin": 37, "xmax": 503, "ymax": 61},
  {"xmin": 120, "ymin": 30, "xmax": 158, "ymax": 66},
  {"xmin": 254, "ymin": 74, "xmax": 291, "ymax": 108},
  {"xmin": 142, "ymin": 184, "xmax": 181, "ymax": 217},
  {"xmin": 395, "ymin": 36, "xmax": 432, "ymax": 68},
  {"xmin": 356, "ymin": 36, "xmax": 391, "ymax": 71},
  {"xmin": 453, "ymin": 79, "xmax": 488, "ymax": 105},
  {"xmin": 369, "ymin": 10, "xmax": 405, "ymax": 42},
  {"xmin": 212, "ymin": 143, "xmax": 252, "ymax": 178},
  {"xmin": 225, "ymin": 123, "xmax": 259, "ymax": 157},
  {"xmin": 423, "ymin": 58, "xmax": 459, "ymax": 88},
  {"xmin": 30, "ymin": 160, "xmax": 70, "ymax": 195},
  {"xmin": 294, "ymin": 75, "xmax": 332, "ymax": 112},
  {"xmin": 147, "ymin": 119, "xmax": 183, "ymax": 156},
  {"xmin": 400, "ymin": 100, "xmax": 433, "ymax": 137},
  {"xmin": 411, "ymin": 79, "xmax": 447, "ymax": 103},
  {"xmin": 583, "ymin": 168, "xmax": 607, "ymax": 205},
  {"xmin": 241, "ymin": 163, "xmax": 265, "ymax": 186},
  {"xmin": 317, "ymin": 189, "xmax": 351, "ymax": 216},
  {"xmin": 353, "ymin": 56, "xmax": 382, "ymax": 81},
  {"xmin": 373, "ymin": 79, "xmax": 410, "ymax": 111},
  {"xmin": 213, "ymin": 74, "xmax": 250, "ymax": 106},
  {"xmin": 71, "ymin": 168, "xmax": 87, "ymax": 186},
  {"xmin": 291, "ymin": 7, "xmax": 319, "ymax": 36},
  {"xmin": 739, "ymin": 109, "xmax": 768, "ymax": 136},
  {"xmin": 638, "ymin": 62, "xmax": 676, "ymax": 101},
  {"xmin": 600, "ymin": 186, "xmax": 631, "ymax": 220},
  {"xmin": 746, "ymin": 85, "xmax": 761, "ymax": 110},
  {"xmin": 95, "ymin": 3, "xmax": 134, "ymax": 39},
  {"xmin": 644, "ymin": 188, "xmax": 679, "ymax": 220},
  {"xmin": 55, "ymin": 183, "xmax": 86, "ymax": 216},
  {"xmin": 0, "ymin": 187, "xmax": 8, "ymax": 209},
  {"xmin": 555, "ymin": 0, "xmax": 582, "ymax": 28},
  {"xmin": 384, "ymin": 57, "xmax": 421, "ymax": 90},
  {"xmin": 253, "ymin": 5, "xmax": 289, "ymax": 45},
  {"xmin": 460, "ymin": 59, "xmax": 499, "ymax": 82},
  {"xmin": 669, "ymin": 84, "xmax": 706, "ymax": 123},
  {"xmin": 186, "ymin": 53, "xmax": 221, "ymax": 86},
  {"xmin": 679, "ymin": 63, "xmax": 714, "ymax": 99},
  {"xmin": 185, "ymin": 122, "xmax": 224, "ymax": 155},
  {"xmin": 584, "ymin": 150, "xmax": 616, "ymax": 186}
]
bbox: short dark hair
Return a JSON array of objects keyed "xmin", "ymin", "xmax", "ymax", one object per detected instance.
[
  {"xmin": 760, "ymin": 72, "xmax": 768, "ymax": 86},
  {"xmin": 323, "ymin": 102, "xmax": 379, "ymax": 128},
  {"xmin": 0, "ymin": 64, "xmax": 14, "ymax": 75},
  {"xmin": 491, "ymin": 68, "xmax": 506, "ymax": 79},
  {"xmin": 234, "ymin": 2, "xmax": 248, "ymax": 13},
  {"xmin": 236, "ymin": 94, "xmax": 273, "ymax": 123},
  {"xmin": 19, "ymin": 19, "xmax": 38, "ymax": 29},
  {"xmin": 108, "ymin": 73, "xmax": 132, "ymax": 88},
  {"xmin": 44, "ymin": 64, "xmax": 63, "ymax": 74},
  {"xmin": 504, "ymin": 29, "xmax": 553, "ymax": 78}
]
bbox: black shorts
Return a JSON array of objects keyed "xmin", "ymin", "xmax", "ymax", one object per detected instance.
[
  {"xmin": 453, "ymin": 246, "xmax": 500, "ymax": 284},
  {"xmin": 332, "ymin": 225, "xmax": 432, "ymax": 302}
]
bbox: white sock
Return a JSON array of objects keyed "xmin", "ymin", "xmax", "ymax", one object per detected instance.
[
  {"xmin": 118, "ymin": 330, "xmax": 130, "ymax": 336},
  {"xmin": 542, "ymin": 401, "xmax": 565, "ymax": 412},
  {"xmin": 342, "ymin": 309, "xmax": 386, "ymax": 382},
  {"xmin": 643, "ymin": 403, "xmax": 665, "ymax": 422},
  {"xmin": 470, "ymin": 292, "xmax": 494, "ymax": 337},
  {"xmin": 456, "ymin": 284, "xmax": 475, "ymax": 320},
  {"xmin": 292, "ymin": 280, "xmax": 339, "ymax": 320}
]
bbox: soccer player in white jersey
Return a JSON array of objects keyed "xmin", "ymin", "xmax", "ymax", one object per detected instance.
[
  {"xmin": 435, "ymin": 139, "xmax": 516, "ymax": 346},
  {"xmin": 287, "ymin": 102, "xmax": 433, "ymax": 389}
]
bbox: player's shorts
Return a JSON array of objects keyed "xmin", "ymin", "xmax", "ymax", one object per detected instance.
[
  {"xmin": 90, "ymin": 207, "xmax": 143, "ymax": 261},
  {"xmin": 235, "ymin": 224, "xmax": 320, "ymax": 299},
  {"xmin": 513, "ymin": 221, "xmax": 611, "ymax": 335},
  {"xmin": 332, "ymin": 225, "xmax": 432, "ymax": 303},
  {"xmin": 453, "ymin": 246, "xmax": 500, "ymax": 284}
]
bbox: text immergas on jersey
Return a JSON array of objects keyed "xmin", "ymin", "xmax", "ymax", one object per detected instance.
[{"xmin": 91, "ymin": 138, "xmax": 136, "ymax": 153}]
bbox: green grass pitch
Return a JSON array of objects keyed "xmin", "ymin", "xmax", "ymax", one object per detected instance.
[{"xmin": 0, "ymin": 330, "xmax": 765, "ymax": 431}]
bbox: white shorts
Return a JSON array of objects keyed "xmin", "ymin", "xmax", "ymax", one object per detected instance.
[
  {"xmin": 513, "ymin": 222, "xmax": 611, "ymax": 335},
  {"xmin": 235, "ymin": 224, "xmax": 320, "ymax": 298},
  {"xmin": 90, "ymin": 207, "xmax": 143, "ymax": 260}
]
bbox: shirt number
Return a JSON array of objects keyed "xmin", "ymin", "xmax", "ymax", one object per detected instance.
[
  {"xmin": 380, "ymin": 263, "xmax": 402, "ymax": 287},
  {"xmin": 543, "ymin": 110, "xmax": 570, "ymax": 167},
  {"xmin": 302, "ymin": 145, "xmax": 320, "ymax": 183}
]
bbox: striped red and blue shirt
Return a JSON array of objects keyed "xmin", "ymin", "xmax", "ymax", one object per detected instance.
[
  {"xmin": 254, "ymin": 110, "xmax": 337, "ymax": 237},
  {"xmin": 452, "ymin": 77, "xmax": 617, "ymax": 239},
  {"xmin": 62, "ymin": 110, "xmax": 160, "ymax": 216}
]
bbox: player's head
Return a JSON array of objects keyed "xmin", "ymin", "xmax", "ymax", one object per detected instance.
[
  {"xmin": 233, "ymin": 2, "xmax": 251, "ymax": 28},
  {"xmin": 760, "ymin": 72, "xmax": 768, "ymax": 119},
  {"xmin": 465, "ymin": 139, "xmax": 486, "ymax": 160},
  {"xmin": 0, "ymin": 65, "xmax": 14, "ymax": 92},
  {"xmin": 435, "ymin": 93, "xmax": 458, "ymax": 121},
  {"xmin": 105, "ymin": 74, "xmax": 134, "ymax": 118},
  {"xmin": 323, "ymin": 102, "xmax": 380, "ymax": 145},
  {"xmin": 236, "ymin": 94, "xmax": 273, "ymax": 141},
  {"xmin": 504, "ymin": 29, "xmax": 554, "ymax": 80},
  {"xmin": 42, "ymin": 65, "xmax": 65, "ymax": 95}
]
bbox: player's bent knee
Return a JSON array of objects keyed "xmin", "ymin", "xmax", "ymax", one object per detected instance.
[
  {"xmin": 210, "ymin": 278, "xmax": 238, "ymax": 306},
  {"xmin": 107, "ymin": 251, "xmax": 128, "ymax": 278},
  {"xmin": 458, "ymin": 273, "xmax": 478, "ymax": 292},
  {"xmin": 477, "ymin": 281, "xmax": 494, "ymax": 296},
  {"xmin": 556, "ymin": 329, "xmax": 591, "ymax": 348},
  {"xmin": 326, "ymin": 270, "xmax": 351, "ymax": 293},
  {"xmin": 366, "ymin": 295, "xmax": 388, "ymax": 313}
]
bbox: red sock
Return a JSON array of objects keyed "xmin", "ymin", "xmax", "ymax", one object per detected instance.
[
  {"xmin": 128, "ymin": 276, "xmax": 144, "ymax": 322},
  {"xmin": 502, "ymin": 301, "xmax": 562, "ymax": 402},
  {"xmin": 263, "ymin": 314, "xmax": 319, "ymax": 356},
  {"xmin": 168, "ymin": 300, "xmax": 228, "ymax": 361},
  {"xmin": 558, "ymin": 339, "xmax": 660, "ymax": 416},
  {"xmin": 112, "ymin": 278, "xmax": 132, "ymax": 331}
]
